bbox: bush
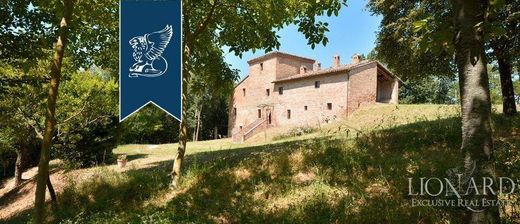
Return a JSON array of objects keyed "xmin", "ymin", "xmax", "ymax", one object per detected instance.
[
  {"xmin": 273, "ymin": 126, "xmax": 317, "ymax": 141},
  {"xmin": 52, "ymin": 70, "xmax": 119, "ymax": 168},
  {"xmin": 119, "ymin": 105, "xmax": 179, "ymax": 144},
  {"xmin": 54, "ymin": 117, "xmax": 118, "ymax": 168}
]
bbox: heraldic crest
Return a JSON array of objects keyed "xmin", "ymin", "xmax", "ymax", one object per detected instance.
[{"xmin": 128, "ymin": 25, "xmax": 173, "ymax": 77}]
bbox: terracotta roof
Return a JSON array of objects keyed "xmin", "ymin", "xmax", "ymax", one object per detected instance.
[
  {"xmin": 247, "ymin": 51, "xmax": 315, "ymax": 64},
  {"xmin": 273, "ymin": 60, "xmax": 376, "ymax": 83}
]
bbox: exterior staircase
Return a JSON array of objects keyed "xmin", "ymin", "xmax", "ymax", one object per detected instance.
[{"xmin": 232, "ymin": 117, "xmax": 268, "ymax": 143}]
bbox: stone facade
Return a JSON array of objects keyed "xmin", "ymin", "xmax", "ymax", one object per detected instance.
[{"xmin": 229, "ymin": 52, "xmax": 399, "ymax": 142}]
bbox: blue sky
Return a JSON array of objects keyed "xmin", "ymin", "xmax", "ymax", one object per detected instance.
[{"xmin": 223, "ymin": 1, "xmax": 381, "ymax": 79}]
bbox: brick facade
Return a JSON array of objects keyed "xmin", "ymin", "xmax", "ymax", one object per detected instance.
[{"xmin": 228, "ymin": 52, "xmax": 399, "ymax": 142}]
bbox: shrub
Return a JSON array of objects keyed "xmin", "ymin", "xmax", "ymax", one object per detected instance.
[
  {"xmin": 118, "ymin": 105, "xmax": 179, "ymax": 144},
  {"xmin": 273, "ymin": 126, "xmax": 317, "ymax": 141},
  {"xmin": 51, "ymin": 70, "xmax": 118, "ymax": 168},
  {"xmin": 54, "ymin": 117, "xmax": 118, "ymax": 168}
]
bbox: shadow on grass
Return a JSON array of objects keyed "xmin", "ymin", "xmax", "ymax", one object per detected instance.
[{"xmin": 6, "ymin": 114, "xmax": 520, "ymax": 223}]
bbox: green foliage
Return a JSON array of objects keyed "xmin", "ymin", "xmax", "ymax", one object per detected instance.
[
  {"xmin": 186, "ymin": 44, "xmax": 239, "ymax": 140},
  {"xmin": 119, "ymin": 105, "xmax": 180, "ymax": 144},
  {"xmin": 0, "ymin": 60, "xmax": 48, "ymax": 177},
  {"xmin": 180, "ymin": 0, "xmax": 348, "ymax": 143},
  {"xmin": 367, "ymin": 0, "xmax": 456, "ymax": 82},
  {"xmin": 0, "ymin": 60, "xmax": 118, "ymax": 170},
  {"xmin": 273, "ymin": 126, "xmax": 318, "ymax": 141},
  {"xmin": 53, "ymin": 69, "xmax": 118, "ymax": 167},
  {"xmin": 0, "ymin": 125, "xmax": 17, "ymax": 177},
  {"xmin": 0, "ymin": 0, "xmax": 120, "ymax": 172},
  {"xmin": 6, "ymin": 105, "xmax": 520, "ymax": 223},
  {"xmin": 368, "ymin": 0, "xmax": 520, "ymax": 82},
  {"xmin": 486, "ymin": 65, "xmax": 520, "ymax": 105},
  {"xmin": 399, "ymin": 76, "xmax": 458, "ymax": 104},
  {"xmin": 0, "ymin": 1, "xmax": 119, "ymax": 71},
  {"xmin": 186, "ymin": 0, "xmax": 347, "ymax": 56}
]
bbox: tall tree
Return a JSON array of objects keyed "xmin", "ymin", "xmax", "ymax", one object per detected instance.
[
  {"xmin": 369, "ymin": 0, "xmax": 504, "ymax": 222},
  {"xmin": 369, "ymin": 0, "xmax": 518, "ymax": 116},
  {"xmin": 453, "ymin": 0, "xmax": 499, "ymax": 222},
  {"xmin": 171, "ymin": 0, "xmax": 347, "ymax": 187},
  {"xmin": 0, "ymin": 64, "xmax": 42, "ymax": 188},
  {"xmin": 34, "ymin": 0, "xmax": 73, "ymax": 223},
  {"xmin": 188, "ymin": 45, "xmax": 238, "ymax": 142},
  {"xmin": 488, "ymin": 0, "xmax": 519, "ymax": 115},
  {"xmin": 0, "ymin": 0, "xmax": 54, "ymax": 188},
  {"xmin": 1, "ymin": 0, "xmax": 118, "ymax": 189}
]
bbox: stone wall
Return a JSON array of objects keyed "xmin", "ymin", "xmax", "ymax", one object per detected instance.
[
  {"xmin": 229, "ymin": 52, "xmax": 398, "ymax": 141},
  {"xmin": 273, "ymin": 72, "xmax": 349, "ymax": 127},
  {"xmin": 346, "ymin": 63, "xmax": 378, "ymax": 116}
]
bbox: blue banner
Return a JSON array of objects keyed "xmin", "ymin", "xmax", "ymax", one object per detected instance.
[{"xmin": 120, "ymin": 0, "xmax": 182, "ymax": 122}]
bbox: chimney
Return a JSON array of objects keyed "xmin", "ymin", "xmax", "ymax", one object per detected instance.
[
  {"xmin": 352, "ymin": 54, "xmax": 363, "ymax": 64},
  {"xmin": 313, "ymin": 61, "xmax": 321, "ymax": 71},
  {"xmin": 333, "ymin": 55, "xmax": 341, "ymax": 68},
  {"xmin": 300, "ymin": 65, "xmax": 307, "ymax": 75}
]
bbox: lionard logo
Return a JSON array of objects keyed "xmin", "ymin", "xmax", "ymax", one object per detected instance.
[
  {"xmin": 408, "ymin": 162, "xmax": 520, "ymax": 212},
  {"xmin": 128, "ymin": 25, "xmax": 173, "ymax": 78}
]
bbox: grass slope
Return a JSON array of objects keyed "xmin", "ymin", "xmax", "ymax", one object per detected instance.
[{"xmin": 3, "ymin": 104, "xmax": 520, "ymax": 223}]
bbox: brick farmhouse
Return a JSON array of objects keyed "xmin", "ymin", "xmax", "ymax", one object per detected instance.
[{"xmin": 228, "ymin": 51, "xmax": 400, "ymax": 142}]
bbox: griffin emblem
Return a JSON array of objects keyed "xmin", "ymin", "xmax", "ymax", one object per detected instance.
[{"xmin": 129, "ymin": 25, "xmax": 173, "ymax": 77}]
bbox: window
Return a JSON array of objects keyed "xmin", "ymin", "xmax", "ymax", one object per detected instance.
[
  {"xmin": 266, "ymin": 89, "xmax": 270, "ymax": 96},
  {"xmin": 304, "ymin": 106, "xmax": 308, "ymax": 111},
  {"xmin": 279, "ymin": 87, "xmax": 284, "ymax": 95},
  {"xmin": 258, "ymin": 109, "xmax": 262, "ymax": 118},
  {"xmin": 240, "ymin": 126, "xmax": 243, "ymax": 130},
  {"xmin": 233, "ymin": 107, "xmax": 237, "ymax": 116},
  {"xmin": 327, "ymin": 103, "xmax": 332, "ymax": 110},
  {"xmin": 315, "ymin": 81, "xmax": 320, "ymax": 88},
  {"xmin": 242, "ymin": 88, "xmax": 246, "ymax": 96},
  {"xmin": 260, "ymin": 63, "xmax": 264, "ymax": 71},
  {"xmin": 287, "ymin": 110, "xmax": 291, "ymax": 119}
]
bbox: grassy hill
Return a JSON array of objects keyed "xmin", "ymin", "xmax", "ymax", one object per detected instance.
[{"xmin": 2, "ymin": 104, "xmax": 519, "ymax": 223}]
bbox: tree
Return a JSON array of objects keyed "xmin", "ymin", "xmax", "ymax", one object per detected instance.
[
  {"xmin": 369, "ymin": 0, "xmax": 503, "ymax": 222},
  {"xmin": 0, "ymin": 1, "xmax": 119, "ymax": 220},
  {"xmin": 366, "ymin": 49, "xmax": 458, "ymax": 104},
  {"xmin": 171, "ymin": 0, "xmax": 347, "ymax": 187},
  {"xmin": 34, "ymin": 0, "xmax": 73, "ymax": 223},
  {"xmin": 0, "ymin": 0, "xmax": 55, "ymax": 188},
  {"xmin": 187, "ymin": 45, "xmax": 238, "ymax": 142},
  {"xmin": 368, "ymin": 0, "xmax": 518, "ymax": 116},
  {"xmin": 0, "ymin": 64, "xmax": 42, "ymax": 187},
  {"xmin": 398, "ymin": 76, "xmax": 457, "ymax": 104},
  {"xmin": 453, "ymin": 0, "xmax": 499, "ymax": 222},
  {"xmin": 119, "ymin": 105, "xmax": 180, "ymax": 144},
  {"xmin": 53, "ymin": 68, "xmax": 118, "ymax": 167},
  {"xmin": 487, "ymin": 0, "xmax": 519, "ymax": 115},
  {"xmin": 1, "ymin": 0, "xmax": 119, "ymax": 190}
]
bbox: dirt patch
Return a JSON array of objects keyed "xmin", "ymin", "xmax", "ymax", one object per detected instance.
[
  {"xmin": 292, "ymin": 171, "xmax": 316, "ymax": 184},
  {"xmin": 233, "ymin": 168, "xmax": 252, "ymax": 180},
  {"xmin": 0, "ymin": 153, "xmax": 173, "ymax": 221},
  {"xmin": 0, "ymin": 167, "xmax": 66, "ymax": 220}
]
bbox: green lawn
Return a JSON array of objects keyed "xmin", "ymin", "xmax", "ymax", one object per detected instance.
[{"xmin": 6, "ymin": 104, "xmax": 520, "ymax": 224}]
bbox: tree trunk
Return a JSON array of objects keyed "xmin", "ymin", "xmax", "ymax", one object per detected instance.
[
  {"xmin": 171, "ymin": 46, "xmax": 191, "ymax": 188},
  {"xmin": 496, "ymin": 53, "xmax": 517, "ymax": 116},
  {"xmin": 192, "ymin": 107, "xmax": 198, "ymax": 142},
  {"xmin": 195, "ymin": 104, "xmax": 202, "ymax": 141},
  {"xmin": 453, "ymin": 0, "xmax": 500, "ymax": 223},
  {"xmin": 34, "ymin": 1, "xmax": 73, "ymax": 223},
  {"xmin": 13, "ymin": 148, "xmax": 24, "ymax": 187},
  {"xmin": 213, "ymin": 126, "xmax": 218, "ymax": 139},
  {"xmin": 47, "ymin": 176, "xmax": 57, "ymax": 202}
]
